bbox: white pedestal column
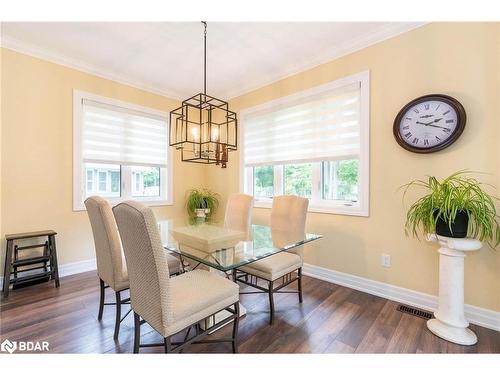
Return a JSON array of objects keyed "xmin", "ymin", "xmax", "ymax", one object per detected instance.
[{"xmin": 426, "ymin": 234, "xmax": 482, "ymax": 346}]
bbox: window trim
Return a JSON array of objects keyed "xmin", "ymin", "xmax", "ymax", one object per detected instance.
[
  {"xmin": 73, "ymin": 90, "xmax": 173, "ymax": 211},
  {"xmin": 239, "ymin": 71, "xmax": 370, "ymax": 217}
]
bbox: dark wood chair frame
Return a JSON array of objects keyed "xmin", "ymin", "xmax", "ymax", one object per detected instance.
[
  {"xmin": 233, "ymin": 267, "xmax": 303, "ymax": 325},
  {"xmin": 97, "ymin": 279, "xmax": 131, "ymax": 340},
  {"xmin": 133, "ymin": 302, "xmax": 240, "ymax": 353}
]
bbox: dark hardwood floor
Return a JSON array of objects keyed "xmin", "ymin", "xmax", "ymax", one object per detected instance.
[{"xmin": 1, "ymin": 271, "xmax": 498, "ymax": 354}]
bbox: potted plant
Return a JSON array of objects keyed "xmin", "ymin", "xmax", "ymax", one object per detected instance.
[
  {"xmin": 402, "ymin": 171, "xmax": 500, "ymax": 247},
  {"xmin": 186, "ymin": 188, "xmax": 219, "ymax": 222}
]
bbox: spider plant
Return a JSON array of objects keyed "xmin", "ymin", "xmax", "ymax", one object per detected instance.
[
  {"xmin": 402, "ymin": 171, "xmax": 500, "ymax": 247},
  {"xmin": 186, "ymin": 188, "xmax": 220, "ymax": 220}
]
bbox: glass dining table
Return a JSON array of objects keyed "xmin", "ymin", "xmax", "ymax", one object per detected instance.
[
  {"xmin": 158, "ymin": 220, "xmax": 322, "ymax": 273},
  {"xmin": 158, "ymin": 219, "xmax": 322, "ymax": 327}
]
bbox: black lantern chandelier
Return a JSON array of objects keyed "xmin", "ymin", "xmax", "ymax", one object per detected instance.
[{"xmin": 169, "ymin": 22, "xmax": 237, "ymax": 168}]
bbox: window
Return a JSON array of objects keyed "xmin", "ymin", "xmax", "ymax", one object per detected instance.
[
  {"xmin": 73, "ymin": 91, "xmax": 172, "ymax": 210},
  {"xmin": 254, "ymin": 165, "xmax": 274, "ymax": 198},
  {"xmin": 241, "ymin": 71, "xmax": 369, "ymax": 216},
  {"xmin": 285, "ymin": 163, "xmax": 313, "ymax": 198},
  {"xmin": 86, "ymin": 170, "xmax": 94, "ymax": 192},
  {"xmin": 322, "ymin": 159, "xmax": 359, "ymax": 202},
  {"xmin": 132, "ymin": 166, "xmax": 160, "ymax": 197}
]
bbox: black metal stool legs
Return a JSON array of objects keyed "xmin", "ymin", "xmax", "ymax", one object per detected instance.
[{"xmin": 2, "ymin": 240, "xmax": 14, "ymax": 298}]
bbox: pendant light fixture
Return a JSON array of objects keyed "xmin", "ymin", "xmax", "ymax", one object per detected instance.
[{"xmin": 169, "ymin": 22, "xmax": 237, "ymax": 168}]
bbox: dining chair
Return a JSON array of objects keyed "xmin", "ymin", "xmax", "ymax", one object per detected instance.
[
  {"xmin": 234, "ymin": 195, "xmax": 308, "ymax": 325},
  {"xmin": 224, "ymin": 193, "xmax": 253, "ymax": 237},
  {"xmin": 84, "ymin": 196, "xmax": 181, "ymax": 340},
  {"xmin": 112, "ymin": 200, "xmax": 240, "ymax": 354}
]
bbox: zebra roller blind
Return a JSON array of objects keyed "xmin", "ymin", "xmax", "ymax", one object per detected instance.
[
  {"xmin": 81, "ymin": 99, "xmax": 168, "ymax": 167},
  {"xmin": 243, "ymin": 81, "xmax": 361, "ymax": 167}
]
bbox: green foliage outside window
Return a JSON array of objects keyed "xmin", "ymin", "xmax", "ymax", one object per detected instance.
[
  {"xmin": 254, "ymin": 165, "xmax": 274, "ymax": 197},
  {"xmin": 142, "ymin": 169, "xmax": 159, "ymax": 187},
  {"xmin": 285, "ymin": 164, "xmax": 312, "ymax": 198},
  {"xmin": 337, "ymin": 160, "xmax": 358, "ymax": 187}
]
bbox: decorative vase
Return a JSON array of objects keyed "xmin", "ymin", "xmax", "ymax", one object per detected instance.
[
  {"xmin": 195, "ymin": 208, "xmax": 206, "ymax": 219},
  {"xmin": 435, "ymin": 210, "xmax": 469, "ymax": 238}
]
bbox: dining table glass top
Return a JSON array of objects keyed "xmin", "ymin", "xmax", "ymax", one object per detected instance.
[{"xmin": 159, "ymin": 220, "xmax": 322, "ymax": 272}]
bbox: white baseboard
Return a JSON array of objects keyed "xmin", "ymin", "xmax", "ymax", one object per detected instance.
[
  {"xmin": 302, "ymin": 263, "xmax": 500, "ymax": 332},
  {"xmin": 59, "ymin": 258, "xmax": 97, "ymax": 278}
]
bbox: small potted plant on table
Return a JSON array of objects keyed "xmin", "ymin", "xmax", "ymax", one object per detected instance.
[
  {"xmin": 403, "ymin": 171, "xmax": 500, "ymax": 246},
  {"xmin": 186, "ymin": 189, "xmax": 220, "ymax": 223}
]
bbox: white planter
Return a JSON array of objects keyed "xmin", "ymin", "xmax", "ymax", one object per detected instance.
[{"xmin": 195, "ymin": 208, "xmax": 210, "ymax": 221}]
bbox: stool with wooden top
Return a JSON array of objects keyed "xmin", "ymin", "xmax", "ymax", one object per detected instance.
[{"xmin": 2, "ymin": 230, "xmax": 60, "ymax": 298}]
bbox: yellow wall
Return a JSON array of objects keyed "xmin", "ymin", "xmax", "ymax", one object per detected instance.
[
  {"xmin": 0, "ymin": 48, "xmax": 207, "ymax": 269},
  {"xmin": 207, "ymin": 23, "xmax": 500, "ymax": 311}
]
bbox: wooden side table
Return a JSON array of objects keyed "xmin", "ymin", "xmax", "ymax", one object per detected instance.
[{"xmin": 2, "ymin": 230, "xmax": 60, "ymax": 298}]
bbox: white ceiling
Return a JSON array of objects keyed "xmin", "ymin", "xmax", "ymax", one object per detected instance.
[{"xmin": 1, "ymin": 22, "xmax": 424, "ymax": 100}]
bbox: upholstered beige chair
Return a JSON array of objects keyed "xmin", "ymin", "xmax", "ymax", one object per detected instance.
[
  {"xmin": 224, "ymin": 193, "xmax": 253, "ymax": 238},
  {"xmin": 85, "ymin": 196, "xmax": 180, "ymax": 340},
  {"xmin": 112, "ymin": 201, "xmax": 240, "ymax": 353},
  {"xmin": 234, "ymin": 195, "xmax": 308, "ymax": 325}
]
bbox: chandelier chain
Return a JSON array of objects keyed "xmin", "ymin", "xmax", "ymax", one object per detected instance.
[{"xmin": 201, "ymin": 21, "xmax": 207, "ymax": 95}]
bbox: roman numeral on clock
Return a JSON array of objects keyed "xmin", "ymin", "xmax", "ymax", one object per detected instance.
[
  {"xmin": 445, "ymin": 119, "xmax": 454, "ymax": 123},
  {"xmin": 435, "ymin": 136, "xmax": 441, "ymax": 141},
  {"xmin": 412, "ymin": 138, "xmax": 419, "ymax": 144},
  {"xmin": 405, "ymin": 132, "xmax": 412, "ymax": 138},
  {"xmin": 424, "ymin": 139, "xmax": 429, "ymax": 146}
]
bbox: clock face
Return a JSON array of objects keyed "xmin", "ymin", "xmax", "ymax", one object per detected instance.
[{"xmin": 393, "ymin": 95, "xmax": 466, "ymax": 153}]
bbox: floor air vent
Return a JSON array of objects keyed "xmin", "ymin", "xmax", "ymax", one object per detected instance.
[{"xmin": 397, "ymin": 304, "xmax": 433, "ymax": 320}]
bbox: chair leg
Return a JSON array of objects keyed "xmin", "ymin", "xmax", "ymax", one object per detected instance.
[
  {"xmin": 164, "ymin": 337, "xmax": 171, "ymax": 353},
  {"xmin": 133, "ymin": 312, "xmax": 140, "ymax": 353},
  {"xmin": 113, "ymin": 290, "xmax": 121, "ymax": 340},
  {"xmin": 232, "ymin": 302, "xmax": 240, "ymax": 353},
  {"xmin": 298, "ymin": 267, "xmax": 303, "ymax": 303},
  {"xmin": 268, "ymin": 280, "xmax": 275, "ymax": 325},
  {"xmin": 98, "ymin": 279, "xmax": 105, "ymax": 321}
]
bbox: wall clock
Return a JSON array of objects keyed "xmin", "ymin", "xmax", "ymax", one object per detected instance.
[{"xmin": 393, "ymin": 94, "xmax": 466, "ymax": 153}]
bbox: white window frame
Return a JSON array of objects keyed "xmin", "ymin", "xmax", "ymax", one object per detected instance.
[
  {"xmin": 73, "ymin": 90, "xmax": 173, "ymax": 211},
  {"xmin": 240, "ymin": 71, "xmax": 370, "ymax": 217}
]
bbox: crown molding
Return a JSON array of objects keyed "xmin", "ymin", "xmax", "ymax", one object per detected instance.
[
  {"xmin": 1, "ymin": 22, "xmax": 427, "ymax": 101},
  {"xmin": 224, "ymin": 22, "xmax": 428, "ymax": 99},
  {"xmin": 0, "ymin": 34, "xmax": 185, "ymax": 101}
]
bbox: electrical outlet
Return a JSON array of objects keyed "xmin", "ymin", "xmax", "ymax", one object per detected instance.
[{"xmin": 381, "ymin": 254, "xmax": 391, "ymax": 268}]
